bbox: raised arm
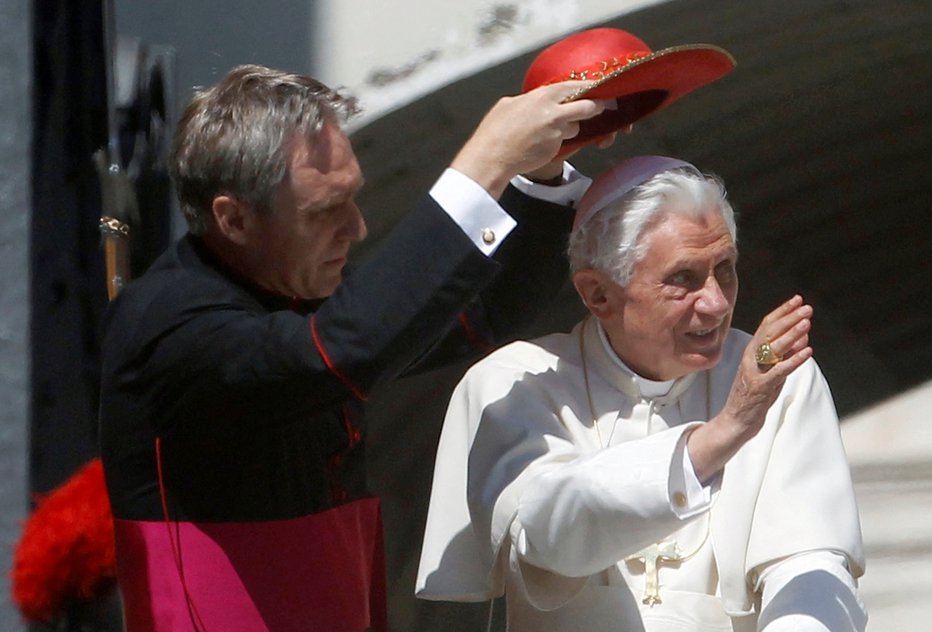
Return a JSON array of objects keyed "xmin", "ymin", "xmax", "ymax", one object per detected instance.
[{"xmin": 450, "ymin": 82, "xmax": 604, "ymax": 198}]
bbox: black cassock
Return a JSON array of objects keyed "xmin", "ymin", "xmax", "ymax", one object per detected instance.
[{"xmin": 98, "ymin": 186, "xmax": 573, "ymax": 631}]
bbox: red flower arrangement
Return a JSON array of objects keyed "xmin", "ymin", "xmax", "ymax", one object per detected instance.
[{"xmin": 10, "ymin": 458, "xmax": 117, "ymax": 623}]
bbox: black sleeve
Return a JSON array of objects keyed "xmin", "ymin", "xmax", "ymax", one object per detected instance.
[
  {"xmin": 481, "ymin": 183, "xmax": 575, "ymax": 339},
  {"xmin": 399, "ymin": 183, "xmax": 574, "ymax": 374},
  {"xmin": 102, "ymin": 196, "xmax": 500, "ymax": 437}
]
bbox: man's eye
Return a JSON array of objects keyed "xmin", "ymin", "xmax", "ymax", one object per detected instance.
[
  {"xmin": 668, "ymin": 272, "xmax": 695, "ymax": 287},
  {"xmin": 715, "ymin": 262, "xmax": 737, "ymax": 284}
]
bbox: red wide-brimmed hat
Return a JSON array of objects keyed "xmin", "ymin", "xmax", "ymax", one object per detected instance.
[{"xmin": 523, "ymin": 28, "xmax": 736, "ymax": 154}]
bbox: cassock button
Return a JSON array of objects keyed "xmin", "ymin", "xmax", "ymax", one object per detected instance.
[
  {"xmin": 481, "ymin": 228, "xmax": 496, "ymax": 245},
  {"xmin": 672, "ymin": 491, "xmax": 688, "ymax": 508}
]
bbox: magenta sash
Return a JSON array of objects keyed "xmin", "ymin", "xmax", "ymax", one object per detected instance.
[{"xmin": 114, "ymin": 497, "xmax": 386, "ymax": 632}]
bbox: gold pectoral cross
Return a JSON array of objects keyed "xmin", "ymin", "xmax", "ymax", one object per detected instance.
[{"xmin": 625, "ymin": 540, "xmax": 682, "ymax": 606}]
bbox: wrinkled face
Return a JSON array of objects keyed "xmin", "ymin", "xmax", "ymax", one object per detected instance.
[
  {"xmin": 247, "ymin": 121, "xmax": 367, "ymax": 299},
  {"xmin": 603, "ymin": 211, "xmax": 738, "ymax": 380}
]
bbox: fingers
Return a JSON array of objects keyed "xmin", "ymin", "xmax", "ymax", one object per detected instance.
[
  {"xmin": 716, "ymin": 295, "xmax": 816, "ymax": 453},
  {"xmin": 759, "ymin": 294, "xmax": 805, "ymax": 329},
  {"xmin": 529, "ymin": 81, "xmax": 607, "ymax": 123},
  {"xmin": 561, "ymin": 121, "xmax": 580, "ymax": 140},
  {"xmin": 753, "ymin": 295, "xmax": 814, "ymax": 373},
  {"xmin": 560, "ymin": 97, "xmax": 606, "ymax": 123},
  {"xmin": 758, "ymin": 296, "xmax": 812, "ymax": 351},
  {"xmin": 449, "ymin": 82, "xmax": 609, "ymax": 197},
  {"xmin": 758, "ymin": 337, "xmax": 812, "ymax": 378},
  {"xmin": 770, "ymin": 319, "xmax": 810, "ymax": 359},
  {"xmin": 595, "ymin": 132, "xmax": 618, "ymax": 149}
]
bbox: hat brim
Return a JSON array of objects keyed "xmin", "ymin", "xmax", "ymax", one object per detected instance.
[{"xmin": 561, "ymin": 44, "xmax": 735, "ymax": 154}]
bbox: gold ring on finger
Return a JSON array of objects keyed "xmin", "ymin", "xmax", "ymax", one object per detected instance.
[{"xmin": 755, "ymin": 342, "xmax": 782, "ymax": 366}]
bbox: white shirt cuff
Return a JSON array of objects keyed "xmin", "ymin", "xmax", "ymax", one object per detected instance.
[
  {"xmin": 668, "ymin": 429, "xmax": 714, "ymax": 517},
  {"xmin": 430, "ymin": 168, "xmax": 517, "ymax": 256},
  {"xmin": 510, "ymin": 162, "xmax": 591, "ymax": 208}
]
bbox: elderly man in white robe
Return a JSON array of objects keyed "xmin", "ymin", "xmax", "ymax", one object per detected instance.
[{"xmin": 416, "ymin": 156, "xmax": 867, "ymax": 632}]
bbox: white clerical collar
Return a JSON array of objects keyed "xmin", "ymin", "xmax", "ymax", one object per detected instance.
[{"xmin": 596, "ymin": 321, "xmax": 676, "ymax": 398}]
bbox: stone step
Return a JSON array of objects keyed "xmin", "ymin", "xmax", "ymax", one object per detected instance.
[{"xmin": 841, "ymin": 380, "xmax": 932, "ymax": 629}]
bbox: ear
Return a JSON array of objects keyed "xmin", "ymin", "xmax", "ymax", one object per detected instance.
[
  {"xmin": 572, "ymin": 269, "xmax": 615, "ymax": 319},
  {"xmin": 211, "ymin": 195, "xmax": 254, "ymax": 245}
]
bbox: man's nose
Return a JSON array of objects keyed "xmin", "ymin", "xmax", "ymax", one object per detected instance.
[
  {"xmin": 342, "ymin": 203, "xmax": 367, "ymax": 242},
  {"xmin": 696, "ymin": 276, "xmax": 730, "ymax": 317}
]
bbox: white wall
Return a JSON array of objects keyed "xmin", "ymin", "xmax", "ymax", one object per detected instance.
[{"xmin": 312, "ymin": 0, "xmax": 666, "ymax": 127}]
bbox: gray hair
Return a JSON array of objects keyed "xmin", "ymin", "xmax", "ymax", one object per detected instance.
[
  {"xmin": 568, "ymin": 168, "xmax": 737, "ymax": 286},
  {"xmin": 170, "ymin": 64, "xmax": 360, "ymax": 235}
]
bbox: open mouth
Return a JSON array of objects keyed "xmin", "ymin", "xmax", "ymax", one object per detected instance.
[{"xmin": 683, "ymin": 326, "xmax": 725, "ymax": 352}]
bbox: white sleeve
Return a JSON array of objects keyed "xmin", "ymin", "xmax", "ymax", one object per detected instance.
[
  {"xmin": 430, "ymin": 165, "xmax": 591, "ymax": 255},
  {"xmin": 430, "ymin": 169, "xmax": 516, "ymax": 256},
  {"xmin": 755, "ymin": 550, "xmax": 868, "ymax": 632},
  {"xmin": 672, "ymin": 428, "xmax": 718, "ymax": 516},
  {"xmin": 509, "ymin": 162, "xmax": 591, "ymax": 207},
  {"xmin": 504, "ymin": 421, "xmax": 712, "ymax": 606},
  {"xmin": 512, "ymin": 423, "xmax": 711, "ymax": 579}
]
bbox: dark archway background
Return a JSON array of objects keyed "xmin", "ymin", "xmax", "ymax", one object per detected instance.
[{"xmin": 352, "ymin": 0, "xmax": 931, "ymax": 629}]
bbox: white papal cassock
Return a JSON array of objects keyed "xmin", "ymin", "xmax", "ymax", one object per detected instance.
[{"xmin": 417, "ymin": 317, "xmax": 866, "ymax": 631}]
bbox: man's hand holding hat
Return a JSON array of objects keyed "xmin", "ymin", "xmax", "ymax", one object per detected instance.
[{"xmin": 451, "ymin": 81, "xmax": 606, "ymax": 198}]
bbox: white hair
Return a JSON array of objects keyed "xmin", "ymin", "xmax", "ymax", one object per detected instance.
[{"xmin": 567, "ymin": 168, "xmax": 737, "ymax": 286}]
